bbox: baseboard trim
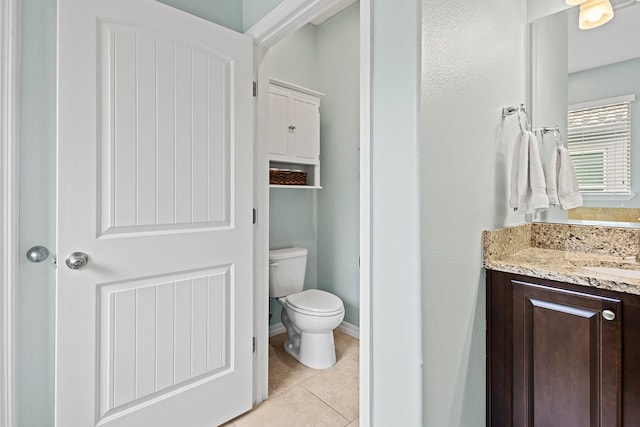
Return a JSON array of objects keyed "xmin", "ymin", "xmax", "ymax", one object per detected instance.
[
  {"xmin": 269, "ymin": 323, "xmax": 286, "ymax": 337},
  {"xmin": 268, "ymin": 321, "xmax": 359, "ymax": 339},
  {"xmin": 337, "ymin": 321, "xmax": 359, "ymax": 339}
]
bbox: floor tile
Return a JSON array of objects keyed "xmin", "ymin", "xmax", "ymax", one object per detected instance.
[
  {"xmin": 346, "ymin": 419, "xmax": 359, "ymax": 427},
  {"xmin": 301, "ymin": 356, "xmax": 359, "ymax": 421},
  {"xmin": 334, "ymin": 330, "xmax": 359, "ymax": 362},
  {"xmin": 227, "ymin": 331, "xmax": 360, "ymax": 426},
  {"xmin": 269, "ymin": 336, "xmax": 316, "ymax": 396},
  {"xmin": 234, "ymin": 385, "xmax": 350, "ymax": 427}
]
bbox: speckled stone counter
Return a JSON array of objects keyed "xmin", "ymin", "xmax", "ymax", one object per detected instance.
[{"xmin": 483, "ymin": 223, "xmax": 640, "ymax": 295}]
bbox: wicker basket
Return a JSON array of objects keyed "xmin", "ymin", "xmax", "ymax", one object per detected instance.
[{"xmin": 270, "ymin": 169, "xmax": 307, "ymax": 185}]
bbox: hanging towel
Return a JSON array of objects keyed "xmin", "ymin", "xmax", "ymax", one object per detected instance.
[
  {"xmin": 509, "ymin": 131, "xmax": 526, "ymax": 211},
  {"xmin": 545, "ymin": 148, "xmax": 559, "ymax": 206},
  {"xmin": 509, "ymin": 131, "xmax": 549, "ymax": 214},
  {"xmin": 557, "ymin": 146, "xmax": 583, "ymax": 209}
]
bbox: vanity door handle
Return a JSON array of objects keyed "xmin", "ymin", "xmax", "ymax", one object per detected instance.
[{"xmin": 602, "ymin": 310, "xmax": 616, "ymax": 321}]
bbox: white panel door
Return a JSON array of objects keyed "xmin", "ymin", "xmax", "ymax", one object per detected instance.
[{"xmin": 56, "ymin": 1, "xmax": 253, "ymax": 426}]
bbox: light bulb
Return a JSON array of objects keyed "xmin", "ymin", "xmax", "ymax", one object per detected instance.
[
  {"xmin": 584, "ymin": 6, "xmax": 604, "ymax": 22},
  {"xmin": 579, "ymin": 0, "xmax": 614, "ymax": 29}
]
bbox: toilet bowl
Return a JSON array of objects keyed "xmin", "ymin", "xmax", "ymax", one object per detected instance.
[
  {"xmin": 279, "ymin": 289, "xmax": 345, "ymax": 369},
  {"xmin": 269, "ymin": 248, "xmax": 345, "ymax": 369}
]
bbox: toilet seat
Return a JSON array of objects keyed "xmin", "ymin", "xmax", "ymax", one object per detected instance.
[{"xmin": 284, "ymin": 289, "xmax": 344, "ymax": 317}]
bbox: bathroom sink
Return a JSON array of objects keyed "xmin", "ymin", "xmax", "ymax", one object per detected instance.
[{"xmin": 582, "ymin": 266, "xmax": 640, "ymax": 280}]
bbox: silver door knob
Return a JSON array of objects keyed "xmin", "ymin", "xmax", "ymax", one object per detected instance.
[
  {"xmin": 66, "ymin": 252, "xmax": 89, "ymax": 270},
  {"xmin": 26, "ymin": 246, "xmax": 50, "ymax": 263}
]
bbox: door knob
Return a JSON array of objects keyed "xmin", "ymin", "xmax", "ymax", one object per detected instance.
[
  {"xmin": 26, "ymin": 246, "xmax": 50, "ymax": 263},
  {"xmin": 66, "ymin": 252, "xmax": 89, "ymax": 270}
]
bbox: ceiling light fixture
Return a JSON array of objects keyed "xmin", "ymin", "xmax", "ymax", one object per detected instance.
[{"xmin": 566, "ymin": 0, "xmax": 615, "ymax": 29}]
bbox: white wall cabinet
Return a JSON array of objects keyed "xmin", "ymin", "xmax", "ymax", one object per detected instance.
[{"xmin": 268, "ymin": 78, "xmax": 323, "ymax": 188}]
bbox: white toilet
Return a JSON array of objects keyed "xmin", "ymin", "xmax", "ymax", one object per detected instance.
[{"xmin": 269, "ymin": 247, "xmax": 345, "ymax": 369}]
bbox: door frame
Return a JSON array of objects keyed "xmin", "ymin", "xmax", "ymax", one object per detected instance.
[
  {"xmin": 0, "ymin": 0, "xmax": 21, "ymax": 426},
  {"xmin": 246, "ymin": 0, "xmax": 371, "ymax": 424}
]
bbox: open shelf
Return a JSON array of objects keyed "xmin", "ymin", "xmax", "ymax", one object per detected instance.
[
  {"xmin": 269, "ymin": 160, "xmax": 320, "ymax": 188},
  {"xmin": 269, "ymin": 185, "xmax": 323, "ymax": 189}
]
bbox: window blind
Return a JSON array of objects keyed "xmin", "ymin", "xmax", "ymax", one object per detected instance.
[{"xmin": 567, "ymin": 99, "xmax": 632, "ymax": 194}]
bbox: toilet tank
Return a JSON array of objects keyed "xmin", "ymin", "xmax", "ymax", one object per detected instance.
[{"xmin": 269, "ymin": 247, "xmax": 308, "ymax": 298}]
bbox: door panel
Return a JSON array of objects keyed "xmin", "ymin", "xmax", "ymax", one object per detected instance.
[
  {"xmin": 268, "ymin": 87, "xmax": 290, "ymax": 158},
  {"xmin": 512, "ymin": 281, "xmax": 621, "ymax": 427},
  {"xmin": 98, "ymin": 268, "xmax": 231, "ymax": 417},
  {"xmin": 57, "ymin": 1, "xmax": 253, "ymax": 426},
  {"xmin": 99, "ymin": 21, "xmax": 231, "ymax": 235},
  {"xmin": 292, "ymin": 96, "xmax": 319, "ymax": 161}
]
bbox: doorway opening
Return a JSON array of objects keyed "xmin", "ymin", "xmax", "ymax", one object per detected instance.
[{"xmin": 249, "ymin": 0, "xmax": 371, "ymax": 425}]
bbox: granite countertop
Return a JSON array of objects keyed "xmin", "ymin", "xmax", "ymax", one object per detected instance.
[{"xmin": 483, "ymin": 223, "xmax": 640, "ymax": 295}]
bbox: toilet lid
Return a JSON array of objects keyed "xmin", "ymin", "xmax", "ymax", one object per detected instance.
[{"xmin": 285, "ymin": 289, "xmax": 344, "ymax": 316}]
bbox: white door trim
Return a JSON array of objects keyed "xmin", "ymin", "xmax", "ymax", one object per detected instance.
[
  {"xmin": 0, "ymin": 1, "xmax": 21, "ymax": 426},
  {"xmin": 358, "ymin": 1, "xmax": 372, "ymax": 425},
  {"xmin": 247, "ymin": 0, "xmax": 372, "ymax": 424},
  {"xmin": 245, "ymin": 0, "xmax": 352, "ymax": 48},
  {"xmin": 252, "ymin": 45, "xmax": 271, "ymax": 404}
]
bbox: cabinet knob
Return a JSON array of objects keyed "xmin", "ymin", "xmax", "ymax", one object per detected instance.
[{"xmin": 602, "ymin": 310, "xmax": 616, "ymax": 321}]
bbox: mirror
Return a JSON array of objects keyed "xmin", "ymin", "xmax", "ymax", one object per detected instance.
[{"xmin": 530, "ymin": 0, "xmax": 640, "ymax": 227}]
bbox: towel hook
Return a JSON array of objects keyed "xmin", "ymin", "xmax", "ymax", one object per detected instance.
[
  {"xmin": 516, "ymin": 105, "xmax": 531, "ymax": 132},
  {"xmin": 501, "ymin": 104, "xmax": 531, "ymax": 132},
  {"xmin": 535, "ymin": 126, "xmax": 564, "ymax": 148},
  {"xmin": 535, "ymin": 126, "xmax": 555, "ymax": 135},
  {"xmin": 553, "ymin": 127, "xmax": 564, "ymax": 148},
  {"xmin": 502, "ymin": 106, "xmax": 518, "ymax": 119}
]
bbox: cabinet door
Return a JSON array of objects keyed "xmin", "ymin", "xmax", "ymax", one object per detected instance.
[
  {"xmin": 268, "ymin": 87, "xmax": 291, "ymax": 159},
  {"xmin": 291, "ymin": 94, "xmax": 320, "ymax": 162},
  {"xmin": 512, "ymin": 281, "xmax": 621, "ymax": 427}
]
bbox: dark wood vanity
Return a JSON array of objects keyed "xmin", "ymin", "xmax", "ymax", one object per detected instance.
[{"xmin": 486, "ymin": 270, "xmax": 640, "ymax": 426}]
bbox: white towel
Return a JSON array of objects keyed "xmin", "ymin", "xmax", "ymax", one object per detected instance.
[
  {"xmin": 545, "ymin": 147, "xmax": 559, "ymax": 205},
  {"xmin": 509, "ymin": 131, "xmax": 549, "ymax": 214},
  {"xmin": 509, "ymin": 131, "xmax": 526, "ymax": 211},
  {"xmin": 557, "ymin": 146, "xmax": 583, "ymax": 209}
]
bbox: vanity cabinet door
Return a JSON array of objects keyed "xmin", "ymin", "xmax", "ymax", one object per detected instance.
[{"xmin": 512, "ymin": 280, "xmax": 622, "ymax": 427}]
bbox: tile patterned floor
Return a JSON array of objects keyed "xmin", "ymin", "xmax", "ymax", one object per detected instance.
[{"xmin": 222, "ymin": 330, "xmax": 359, "ymax": 427}]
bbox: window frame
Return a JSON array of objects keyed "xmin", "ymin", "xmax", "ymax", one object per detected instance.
[{"xmin": 567, "ymin": 94, "xmax": 636, "ymax": 201}]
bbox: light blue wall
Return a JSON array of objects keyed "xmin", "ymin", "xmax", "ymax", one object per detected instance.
[
  {"xmin": 568, "ymin": 58, "xmax": 640, "ymax": 208},
  {"xmin": 156, "ymin": 0, "xmax": 243, "ymax": 32},
  {"xmin": 316, "ymin": 4, "xmax": 360, "ymax": 326},
  {"xmin": 19, "ymin": 0, "xmax": 57, "ymax": 425},
  {"xmin": 421, "ymin": 0, "xmax": 527, "ymax": 425},
  {"xmin": 268, "ymin": 23, "xmax": 318, "ymax": 89},
  {"xmin": 371, "ymin": 0, "xmax": 423, "ymax": 424},
  {"xmin": 242, "ymin": 0, "xmax": 285, "ymax": 31},
  {"xmin": 532, "ymin": 10, "xmax": 570, "ymax": 223},
  {"xmin": 269, "ymin": 189, "xmax": 319, "ymax": 325}
]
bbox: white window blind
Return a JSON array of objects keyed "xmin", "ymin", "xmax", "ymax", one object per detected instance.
[{"xmin": 567, "ymin": 96, "xmax": 633, "ymax": 195}]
